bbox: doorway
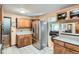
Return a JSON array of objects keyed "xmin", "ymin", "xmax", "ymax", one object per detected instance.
[
  {"xmin": 2, "ymin": 17, "xmax": 11, "ymax": 48},
  {"xmin": 47, "ymin": 17, "xmax": 57, "ymax": 50}
]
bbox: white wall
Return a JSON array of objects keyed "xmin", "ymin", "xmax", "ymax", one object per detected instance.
[{"xmin": 4, "ymin": 12, "xmax": 31, "ymax": 45}]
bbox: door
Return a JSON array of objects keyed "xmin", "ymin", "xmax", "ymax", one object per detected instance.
[
  {"xmin": 40, "ymin": 21, "xmax": 48, "ymax": 49},
  {"xmin": 32, "ymin": 20, "xmax": 40, "ymax": 49},
  {"xmin": 16, "ymin": 35, "xmax": 24, "ymax": 48},
  {"xmin": 2, "ymin": 17, "xmax": 11, "ymax": 48}
]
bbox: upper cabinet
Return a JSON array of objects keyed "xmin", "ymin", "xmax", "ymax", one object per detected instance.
[
  {"xmin": 0, "ymin": 6, "xmax": 2, "ymax": 22},
  {"xmin": 16, "ymin": 18, "xmax": 32, "ymax": 28},
  {"xmin": 75, "ymin": 22, "xmax": 79, "ymax": 33},
  {"xmin": 70, "ymin": 9, "xmax": 79, "ymax": 19},
  {"xmin": 56, "ymin": 5, "xmax": 79, "ymax": 23},
  {"xmin": 57, "ymin": 12, "xmax": 67, "ymax": 20}
]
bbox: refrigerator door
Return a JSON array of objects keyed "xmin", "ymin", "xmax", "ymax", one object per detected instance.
[
  {"xmin": 32, "ymin": 20, "xmax": 41, "ymax": 49},
  {"xmin": 39, "ymin": 21, "xmax": 48, "ymax": 49}
]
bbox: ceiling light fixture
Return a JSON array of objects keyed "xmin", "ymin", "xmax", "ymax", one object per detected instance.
[{"xmin": 17, "ymin": 8, "xmax": 30, "ymax": 14}]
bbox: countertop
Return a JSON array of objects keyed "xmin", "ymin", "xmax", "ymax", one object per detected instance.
[
  {"xmin": 53, "ymin": 35, "xmax": 79, "ymax": 46},
  {"xmin": 16, "ymin": 31, "xmax": 33, "ymax": 35}
]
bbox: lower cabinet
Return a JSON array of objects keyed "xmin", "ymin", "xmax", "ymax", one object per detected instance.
[
  {"xmin": 16, "ymin": 35, "xmax": 32, "ymax": 48},
  {"xmin": 54, "ymin": 44, "xmax": 65, "ymax": 54},
  {"xmin": 65, "ymin": 49, "xmax": 79, "ymax": 54},
  {"xmin": 53, "ymin": 39, "xmax": 79, "ymax": 54}
]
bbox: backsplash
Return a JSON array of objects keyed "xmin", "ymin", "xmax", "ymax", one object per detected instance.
[
  {"xmin": 16, "ymin": 29, "xmax": 33, "ymax": 32},
  {"xmin": 59, "ymin": 35, "xmax": 79, "ymax": 39}
]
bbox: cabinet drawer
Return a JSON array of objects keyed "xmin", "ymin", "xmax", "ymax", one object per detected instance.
[
  {"xmin": 65, "ymin": 43, "xmax": 79, "ymax": 52},
  {"xmin": 65, "ymin": 49, "xmax": 79, "ymax": 54},
  {"xmin": 54, "ymin": 40, "xmax": 64, "ymax": 46}
]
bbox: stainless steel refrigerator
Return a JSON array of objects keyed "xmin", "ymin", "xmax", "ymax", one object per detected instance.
[{"xmin": 32, "ymin": 20, "xmax": 48, "ymax": 50}]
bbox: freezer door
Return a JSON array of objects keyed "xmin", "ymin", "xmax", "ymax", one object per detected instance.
[
  {"xmin": 32, "ymin": 20, "xmax": 41, "ymax": 49},
  {"xmin": 40, "ymin": 21, "xmax": 48, "ymax": 49}
]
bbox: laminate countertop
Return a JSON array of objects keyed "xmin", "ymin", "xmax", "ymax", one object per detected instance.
[{"xmin": 53, "ymin": 35, "xmax": 79, "ymax": 46}]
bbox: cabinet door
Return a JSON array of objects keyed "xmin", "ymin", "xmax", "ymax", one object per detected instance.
[
  {"xmin": 75, "ymin": 22, "xmax": 79, "ymax": 33},
  {"xmin": 17, "ymin": 18, "xmax": 31, "ymax": 28},
  {"xmin": 54, "ymin": 44, "xmax": 65, "ymax": 54},
  {"xmin": 24, "ymin": 20, "xmax": 31, "ymax": 28},
  {"xmin": 24, "ymin": 37, "xmax": 30, "ymax": 46},
  {"xmin": 18, "ymin": 38, "xmax": 24, "ymax": 47},
  {"xmin": 0, "ymin": 7, "xmax": 2, "ymax": 21},
  {"xmin": 17, "ymin": 19, "xmax": 23, "ymax": 28},
  {"xmin": 24, "ymin": 35, "xmax": 32, "ymax": 46},
  {"xmin": 16, "ymin": 35, "xmax": 24, "ymax": 48}
]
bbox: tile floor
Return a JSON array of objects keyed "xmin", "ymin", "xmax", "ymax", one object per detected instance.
[{"xmin": 2, "ymin": 45, "xmax": 53, "ymax": 54}]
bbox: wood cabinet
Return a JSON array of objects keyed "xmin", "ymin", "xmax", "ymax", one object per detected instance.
[
  {"xmin": 54, "ymin": 44, "xmax": 65, "ymax": 54},
  {"xmin": 54, "ymin": 39, "xmax": 64, "ymax": 46},
  {"xmin": 16, "ymin": 18, "xmax": 32, "ymax": 28},
  {"xmin": 16, "ymin": 35, "xmax": 24, "ymax": 47},
  {"xmin": 65, "ymin": 49, "xmax": 78, "ymax": 54},
  {"xmin": 56, "ymin": 5, "xmax": 79, "ymax": 23},
  {"xmin": 16, "ymin": 35, "xmax": 32, "ymax": 48},
  {"xmin": 0, "ymin": 6, "xmax": 2, "ymax": 44},
  {"xmin": 53, "ymin": 39, "xmax": 79, "ymax": 54},
  {"xmin": 0, "ymin": 6, "xmax": 2, "ymax": 21},
  {"xmin": 75, "ymin": 22, "xmax": 79, "ymax": 33},
  {"xmin": 65, "ymin": 43, "xmax": 79, "ymax": 52}
]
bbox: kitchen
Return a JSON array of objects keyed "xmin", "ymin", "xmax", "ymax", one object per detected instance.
[{"xmin": 0, "ymin": 4, "xmax": 79, "ymax": 54}]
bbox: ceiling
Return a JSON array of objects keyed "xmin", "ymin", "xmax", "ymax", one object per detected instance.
[{"xmin": 3, "ymin": 4, "xmax": 73, "ymax": 17}]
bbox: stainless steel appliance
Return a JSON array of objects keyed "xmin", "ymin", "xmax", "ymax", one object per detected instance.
[{"xmin": 32, "ymin": 20, "xmax": 48, "ymax": 50}]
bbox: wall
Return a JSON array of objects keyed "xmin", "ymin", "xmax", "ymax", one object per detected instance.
[{"xmin": 4, "ymin": 12, "xmax": 31, "ymax": 45}]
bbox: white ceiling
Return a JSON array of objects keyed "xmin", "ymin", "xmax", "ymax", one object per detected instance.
[{"xmin": 3, "ymin": 4, "xmax": 73, "ymax": 17}]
